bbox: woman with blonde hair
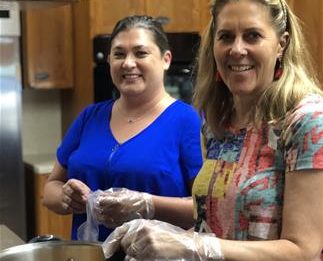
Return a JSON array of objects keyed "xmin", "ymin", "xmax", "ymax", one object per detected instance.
[{"xmin": 103, "ymin": 0, "xmax": 323, "ymax": 260}]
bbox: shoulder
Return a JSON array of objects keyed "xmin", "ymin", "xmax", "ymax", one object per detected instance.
[
  {"xmin": 286, "ymin": 95, "xmax": 323, "ymax": 127},
  {"xmin": 283, "ymin": 95, "xmax": 323, "ymax": 143},
  {"xmin": 283, "ymin": 95, "xmax": 323, "ymax": 170},
  {"xmin": 78, "ymin": 100, "xmax": 114, "ymax": 121},
  {"xmin": 169, "ymin": 100, "xmax": 201, "ymax": 122},
  {"xmin": 293, "ymin": 95, "xmax": 323, "ymax": 113},
  {"xmin": 159, "ymin": 100, "xmax": 201, "ymax": 136}
]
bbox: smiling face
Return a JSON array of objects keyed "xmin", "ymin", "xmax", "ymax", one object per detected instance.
[
  {"xmin": 108, "ymin": 28, "xmax": 171, "ymax": 98},
  {"xmin": 213, "ymin": 0, "xmax": 287, "ymax": 99}
]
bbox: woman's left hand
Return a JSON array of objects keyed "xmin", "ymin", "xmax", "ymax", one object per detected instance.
[
  {"xmin": 102, "ymin": 219, "xmax": 223, "ymax": 261},
  {"xmin": 61, "ymin": 178, "xmax": 91, "ymax": 214}
]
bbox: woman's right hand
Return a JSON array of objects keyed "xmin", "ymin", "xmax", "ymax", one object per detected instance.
[
  {"xmin": 102, "ymin": 219, "xmax": 224, "ymax": 261},
  {"xmin": 61, "ymin": 179, "xmax": 91, "ymax": 214}
]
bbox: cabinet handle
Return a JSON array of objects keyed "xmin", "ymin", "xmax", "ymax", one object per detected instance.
[{"xmin": 35, "ymin": 72, "xmax": 49, "ymax": 80}]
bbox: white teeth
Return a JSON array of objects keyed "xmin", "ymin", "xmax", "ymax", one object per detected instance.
[
  {"xmin": 230, "ymin": 65, "xmax": 253, "ymax": 72},
  {"xmin": 123, "ymin": 74, "xmax": 140, "ymax": 79}
]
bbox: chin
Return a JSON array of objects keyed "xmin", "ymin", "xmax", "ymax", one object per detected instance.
[
  {"xmin": 228, "ymin": 80, "xmax": 258, "ymax": 93},
  {"xmin": 122, "ymin": 88, "xmax": 145, "ymax": 97}
]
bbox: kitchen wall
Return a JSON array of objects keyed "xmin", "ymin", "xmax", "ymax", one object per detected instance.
[{"xmin": 21, "ymin": 88, "xmax": 62, "ymax": 157}]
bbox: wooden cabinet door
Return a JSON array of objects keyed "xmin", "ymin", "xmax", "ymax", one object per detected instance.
[
  {"xmin": 285, "ymin": 0, "xmax": 294, "ymax": 8},
  {"xmin": 25, "ymin": 165, "xmax": 72, "ymax": 240},
  {"xmin": 90, "ymin": 0, "xmax": 145, "ymax": 35},
  {"xmin": 199, "ymin": 0, "xmax": 212, "ymax": 35},
  {"xmin": 289, "ymin": 0, "xmax": 323, "ymax": 85},
  {"xmin": 21, "ymin": 5, "xmax": 74, "ymax": 89},
  {"xmin": 145, "ymin": 0, "xmax": 201, "ymax": 32},
  {"xmin": 34, "ymin": 174, "xmax": 72, "ymax": 240}
]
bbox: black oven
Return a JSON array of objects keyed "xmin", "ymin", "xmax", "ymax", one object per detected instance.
[{"xmin": 93, "ymin": 32, "xmax": 200, "ymax": 104}]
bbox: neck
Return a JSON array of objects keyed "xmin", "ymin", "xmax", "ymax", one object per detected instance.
[
  {"xmin": 119, "ymin": 90, "xmax": 168, "ymax": 112},
  {"xmin": 231, "ymin": 96, "xmax": 256, "ymax": 129},
  {"xmin": 115, "ymin": 91, "xmax": 172, "ymax": 123}
]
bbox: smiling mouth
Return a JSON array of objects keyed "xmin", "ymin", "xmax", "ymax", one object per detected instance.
[
  {"xmin": 229, "ymin": 65, "xmax": 254, "ymax": 72},
  {"xmin": 122, "ymin": 74, "xmax": 142, "ymax": 79}
]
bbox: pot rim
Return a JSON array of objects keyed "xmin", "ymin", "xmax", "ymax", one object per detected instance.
[{"xmin": 0, "ymin": 240, "xmax": 103, "ymax": 257}]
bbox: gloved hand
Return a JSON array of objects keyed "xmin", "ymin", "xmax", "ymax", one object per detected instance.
[
  {"xmin": 61, "ymin": 178, "xmax": 91, "ymax": 214},
  {"xmin": 102, "ymin": 219, "xmax": 224, "ymax": 261},
  {"xmin": 94, "ymin": 188, "xmax": 155, "ymax": 228}
]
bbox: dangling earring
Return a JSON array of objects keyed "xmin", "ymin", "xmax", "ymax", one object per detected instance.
[
  {"xmin": 215, "ymin": 71, "xmax": 222, "ymax": 82},
  {"xmin": 274, "ymin": 59, "xmax": 283, "ymax": 80}
]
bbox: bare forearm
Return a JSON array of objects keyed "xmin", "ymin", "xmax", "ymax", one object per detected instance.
[
  {"xmin": 221, "ymin": 238, "xmax": 319, "ymax": 261},
  {"xmin": 43, "ymin": 180, "xmax": 71, "ymax": 215},
  {"xmin": 152, "ymin": 196, "xmax": 194, "ymax": 229}
]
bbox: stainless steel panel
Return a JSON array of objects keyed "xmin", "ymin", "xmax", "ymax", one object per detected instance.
[
  {"xmin": 0, "ymin": 241, "xmax": 105, "ymax": 261},
  {"xmin": 0, "ymin": 3, "xmax": 26, "ymax": 240}
]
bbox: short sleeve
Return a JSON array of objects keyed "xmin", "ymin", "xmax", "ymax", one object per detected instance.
[
  {"xmin": 284, "ymin": 96, "xmax": 323, "ymax": 172},
  {"xmin": 56, "ymin": 106, "xmax": 93, "ymax": 168}
]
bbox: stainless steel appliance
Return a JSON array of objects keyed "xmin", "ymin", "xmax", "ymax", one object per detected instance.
[
  {"xmin": 0, "ymin": 2, "xmax": 26, "ymax": 240},
  {"xmin": 93, "ymin": 32, "xmax": 200, "ymax": 104},
  {"xmin": 0, "ymin": 241, "xmax": 106, "ymax": 261}
]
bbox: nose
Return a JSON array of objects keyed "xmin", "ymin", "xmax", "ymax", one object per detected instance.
[
  {"xmin": 229, "ymin": 37, "xmax": 247, "ymax": 57},
  {"xmin": 122, "ymin": 54, "xmax": 136, "ymax": 68}
]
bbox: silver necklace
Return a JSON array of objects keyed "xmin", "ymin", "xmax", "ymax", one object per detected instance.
[{"xmin": 115, "ymin": 97, "xmax": 166, "ymax": 124}]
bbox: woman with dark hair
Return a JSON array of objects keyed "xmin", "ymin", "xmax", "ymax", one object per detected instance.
[
  {"xmin": 103, "ymin": 1, "xmax": 323, "ymax": 260},
  {"xmin": 43, "ymin": 15, "xmax": 202, "ymax": 242}
]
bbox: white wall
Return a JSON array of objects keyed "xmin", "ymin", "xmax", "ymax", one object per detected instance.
[{"xmin": 21, "ymin": 88, "xmax": 62, "ymax": 157}]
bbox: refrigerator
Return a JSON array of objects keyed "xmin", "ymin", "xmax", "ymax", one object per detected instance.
[{"xmin": 0, "ymin": 2, "xmax": 26, "ymax": 240}]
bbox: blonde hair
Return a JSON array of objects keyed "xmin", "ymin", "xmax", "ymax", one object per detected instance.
[{"xmin": 193, "ymin": 0, "xmax": 322, "ymax": 136}]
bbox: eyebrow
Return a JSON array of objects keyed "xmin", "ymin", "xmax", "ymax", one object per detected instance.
[
  {"xmin": 216, "ymin": 27, "xmax": 263, "ymax": 34},
  {"xmin": 111, "ymin": 45, "xmax": 147, "ymax": 51}
]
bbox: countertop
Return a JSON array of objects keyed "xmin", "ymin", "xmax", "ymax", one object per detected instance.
[
  {"xmin": 24, "ymin": 154, "xmax": 55, "ymax": 174},
  {"xmin": 0, "ymin": 225, "xmax": 25, "ymax": 251}
]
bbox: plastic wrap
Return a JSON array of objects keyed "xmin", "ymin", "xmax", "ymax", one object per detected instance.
[{"xmin": 77, "ymin": 190, "xmax": 102, "ymax": 241}]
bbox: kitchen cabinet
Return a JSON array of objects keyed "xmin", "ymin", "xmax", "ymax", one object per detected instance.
[
  {"xmin": 8, "ymin": 1, "xmax": 78, "ymax": 10},
  {"xmin": 21, "ymin": 4, "xmax": 74, "ymax": 89},
  {"xmin": 288, "ymin": 0, "xmax": 323, "ymax": 85},
  {"xmin": 199, "ymin": 0, "xmax": 212, "ymax": 35},
  {"xmin": 90, "ymin": 0, "xmax": 145, "ymax": 36},
  {"xmin": 90, "ymin": 0, "xmax": 202, "ymax": 35},
  {"xmin": 145, "ymin": 0, "xmax": 201, "ymax": 32},
  {"xmin": 25, "ymin": 159, "xmax": 72, "ymax": 240}
]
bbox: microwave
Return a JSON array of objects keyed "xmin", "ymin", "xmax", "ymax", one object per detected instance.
[{"xmin": 93, "ymin": 32, "xmax": 200, "ymax": 104}]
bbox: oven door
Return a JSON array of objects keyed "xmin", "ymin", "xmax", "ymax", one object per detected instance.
[{"xmin": 165, "ymin": 63, "xmax": 195, "ymax": 104}]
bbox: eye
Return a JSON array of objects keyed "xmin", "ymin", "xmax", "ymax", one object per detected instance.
[
  {"xmin": 111, "ymin": 51, "xmax": 125, "ymax": 59},
  {"xmin": 216, "ymin": 32, "xmax": 234, "ymax": 43},
  {"xmin": 244, "ymin": 31, "xmax": 262, "ymax": 43},
  {"xmin": 135, "ymin": 50, "xmax": 149, "ymax": 58}
]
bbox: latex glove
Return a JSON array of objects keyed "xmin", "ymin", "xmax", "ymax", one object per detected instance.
[
  {"xmin": 94, "ymin": 188, "xmax": 154, "ymax": 228},
  {"xmin": 61, "ymin": 178, "xmax": 91, "ymax": 214},
  {"xmin": 102, "ymin": 219, "xmax": 224, "ymax": 261}
]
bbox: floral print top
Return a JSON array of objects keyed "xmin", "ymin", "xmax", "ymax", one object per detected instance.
[{"xmin": 192, "ymin": 95, "xmax": 323, "ymax": 240}]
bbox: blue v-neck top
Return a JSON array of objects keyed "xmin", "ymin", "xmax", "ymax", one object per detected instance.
[{"xmin": 57, "ymin": 99, "xmax": 202, "ymax": 241}]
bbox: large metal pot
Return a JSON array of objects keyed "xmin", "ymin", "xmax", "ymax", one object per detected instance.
[{"xmin": 0, "ymin": 240, "xmax": 106, "ymax": 261}]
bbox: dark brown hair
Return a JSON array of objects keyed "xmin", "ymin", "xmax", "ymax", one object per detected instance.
[{"xmin": 109, "ymin": 15, "xmax": 170, "ymax": 55}]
